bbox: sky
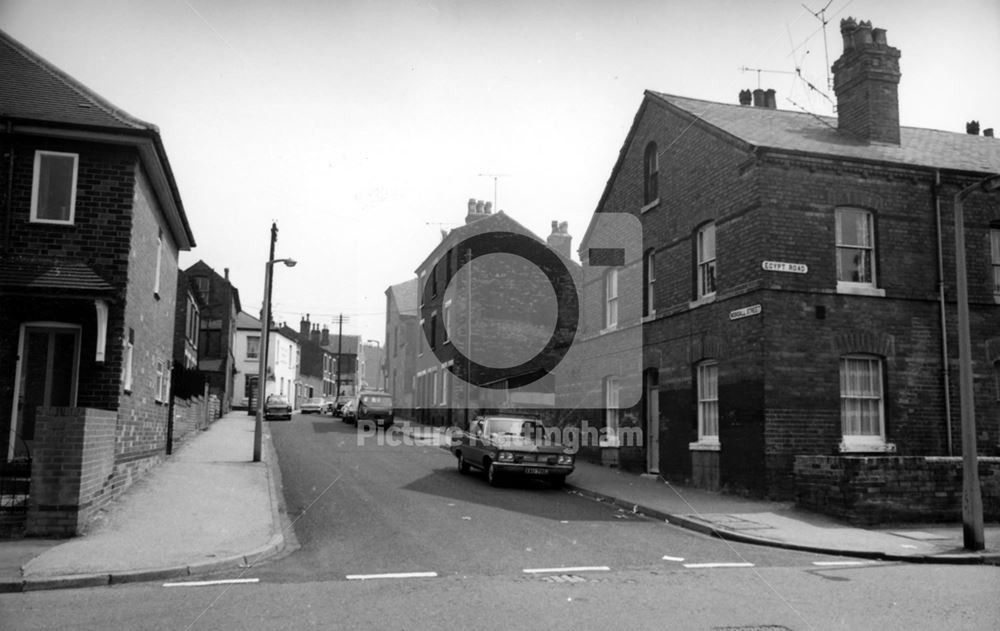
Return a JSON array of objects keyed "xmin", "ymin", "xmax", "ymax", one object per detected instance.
[{"xmin": 2, "ymin": 0, "xmax": 998, "ymax": 344}]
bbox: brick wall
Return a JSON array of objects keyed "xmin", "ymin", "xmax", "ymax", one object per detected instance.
[
  {"xmin": 794, "ymin": 455, "xmax": 1000, "ymax": 525},
  {"xmin": 169, "ymin": 394, "xmax": 220, "ymax": 452},
  {"xmin": 26, "ymin": 407, "xmax": 117, "ymax": 537}
]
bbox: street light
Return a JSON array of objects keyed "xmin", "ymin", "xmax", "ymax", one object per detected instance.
[
  {"xmin": 953, "ymin": 172, "xmax": 1000, "ymax": 551},
  {"xmin": 253, "ymin": 255, "xmax": 297, "ymax": 462}
]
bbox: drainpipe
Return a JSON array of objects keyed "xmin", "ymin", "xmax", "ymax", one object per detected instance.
[
  {"xmin": 2, "ymin": 118, "xmax": 13, "ymax": 253},
  {"xmin": 933, "ymin": 169, "xmax": 954, "ymax": 456}
]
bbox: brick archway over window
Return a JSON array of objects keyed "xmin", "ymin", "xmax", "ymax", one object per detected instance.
[{"xmin": 834, "ymin": 330, "xmax": 895, "ymax": 357}]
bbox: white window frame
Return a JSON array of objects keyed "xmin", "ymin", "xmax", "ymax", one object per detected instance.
[
  {"xmin": 246, "ymin": 335, "xmax": 260, "ymax": 360},
  {"xmin": 690, "ymin": 360, "xmax": 719, "ymax": 449},
  {"xmin": 644, "ymin": 249, "xmax": 656, "ymax": 317},
  {"xmin": 696, "ymin": 223, "xmax": 716, "ymax": 300},
  {"xmin": 642, "ymin": 142, "xmax": 659, "ymax": 209},
  {"xmin": 30, "ymin": 150, "xmax": 79, "ymax": 225},
  {"xmin": 155, "ymin": 360, "xmax": 165, "ymax": 403},
  {"xmin": 443, "ymin": 300, "xmax": 452, "ymax": 344},
  {"xmin": 836, "ymin": 208, "xmax": 884, "ymax": 296},
  {"xmin": 122, "ymin": 329, "xmax": 134, "ymax": 392},
  {"xmin": 605, "ymin": 268, "xmax": 619, "ymax": 329},
  {"xmin": 418, "ymin": 318, "xmax": 425, "ymax": 356},
  {"xmin": 601, "ymin": 376, "xmax": 620, "ymax": 447},
  {"xmin": 839, "ymin": 354, "xmax": 894, "ymax": 452}
]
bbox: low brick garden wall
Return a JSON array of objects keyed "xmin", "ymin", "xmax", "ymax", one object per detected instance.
[{"xmin": 794, "ymin": 455, "xmax": 1000, "ymax": 525}]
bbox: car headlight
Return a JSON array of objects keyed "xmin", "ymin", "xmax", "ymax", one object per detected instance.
[
  {"xmin": 557, "ymin": 454, "xmax": 573, "ymax": 465},
  {"xmin": 497, "ymin": 451, "xmax": 515, "ymax": 462}
]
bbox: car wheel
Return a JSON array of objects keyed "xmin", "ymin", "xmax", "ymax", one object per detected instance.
[
  {"xmin": 487, "ymin": 461, "xmax": 502, "ymax": 487},
  {"xmin": 457, "ymin": 454, "xmax": 470, "ymax": 475},
  {"xmin": 550, "ymin": 475, "xmax": 566, "ymax": 489}
]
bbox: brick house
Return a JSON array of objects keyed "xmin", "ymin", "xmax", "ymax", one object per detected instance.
[
  {"xmin": 574, "ymin": 18, "xmax": 1000, "ymax": 507},
  {"xmin": 286, "ymin": 315, "xmax": 335, "ymax": 404},
  {"xmin": 412, "ymin": 198, "xmax": 579, "ymax": 428},
  {"xmin": 325, "ymin": 333, "xmax": 359, "ymax": 397},
  {"xmin": 0, "ymin": 29, "xmax": 195, "ymax": 535},
  {"xmin": 384, "ymin": 278, "xmax": 418, "ymax": 418},
  {"xmin": 183, "ymin": 260, "xmax": 241, "ymax": 415}
]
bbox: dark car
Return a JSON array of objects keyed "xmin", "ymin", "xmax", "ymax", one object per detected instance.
[
  {"xmin": 332, "ymin": 395, "xmax": 351, "ymax": 416},
  {"xmin": 351, "ymin": 391, "xmax": 394, "ymax": 429},
  {"xmin": 450, "ymin": 415, "xmax": 574, "ymax": 487},
  {"xmin": 264, "ymin": 394, "xmax": 292, "ymax": 421}
]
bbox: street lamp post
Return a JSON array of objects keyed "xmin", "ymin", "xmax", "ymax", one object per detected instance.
[
  {"xmin": 953, "ymin": 173, "xmax": 1000, "ymax": 551},
  {"xmin": 253, "ymin": 233, "xmax": 297, "ymax": 462}
]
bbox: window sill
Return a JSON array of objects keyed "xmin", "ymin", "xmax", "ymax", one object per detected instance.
[
  {"xmin": 598, "ymin": 323, "xmax": 619, "ymax": 336},
  {"xmin": 640, "ymin": 199, "xmax": 660, "ymax": 214},
  {"xmin": 689, "ymin": 440, "xmax": 720, "ymax": 451},
  {"xmin": 688, "ymin": 294, "xmax": 716, "ymax": 309},
  {"xmin": 836, "ymin": 283, "xmax": 885, "ymax": 298},
  {"xmin": 839, "ymin": 440, "xmax": 896, "ymax": 453},
  {"xmin": 641, "ymin": 311, "xmax": 657, "ymax": 324}
]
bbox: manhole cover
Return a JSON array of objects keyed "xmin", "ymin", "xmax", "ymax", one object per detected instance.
[{"xmin": 538, "ymin": 574, "xmax": 587, "ymax": 583}]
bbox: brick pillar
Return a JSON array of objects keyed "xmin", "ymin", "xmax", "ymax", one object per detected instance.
[{"xmin": 26, "ymin": 407, "xmax": 116, "ymax": 537}]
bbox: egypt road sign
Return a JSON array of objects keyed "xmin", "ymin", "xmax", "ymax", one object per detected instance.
[{"xmin": 762, "ymin": 260, "xmax": 808, "ymax": 274}]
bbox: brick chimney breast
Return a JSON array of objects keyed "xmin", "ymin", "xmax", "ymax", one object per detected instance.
[
  {"xmin": 321, "ymin": 325, "xmax": 330, "ymax": 346},
  {"xmin": 546, "ymin": 220, "xmax": 572, "ymax": 260},
  {"xmin": 832, "ymin": 17, "xmax": 902, "ymax": 145},
  {"xmin": 300, "ymin": 315, "xmax": 310, "ymax": 337}
]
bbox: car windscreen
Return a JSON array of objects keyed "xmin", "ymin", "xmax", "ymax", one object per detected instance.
[{"xmin": 486, "ymin": 418, "xmax": 539, "ymax": 436}]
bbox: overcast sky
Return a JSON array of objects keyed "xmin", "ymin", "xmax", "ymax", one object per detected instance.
[{"xmin": 3, "ymin": 0, "xmax": 998, "ymax": 343}]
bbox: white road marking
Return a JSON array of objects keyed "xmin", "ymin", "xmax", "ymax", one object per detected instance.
[
  {"xmin": 682, "ymin": 562, "xmax": 755, "ymax": 569},
  {"xmin": 163, "ymin": 578, "xmax": 260, "ymax": 587},
  {"xmin": 345, "ymin": 571, "xmax": 438, "ymax": 580},
  {"xmin": 812, "ymin": 560, "xmax": 879, "ymax": 566},
  {"xmin": 661, "ymin": 555, "xmax": 685, "ymax": 562},
  {"xmin": 523, "ymin": 566, "xmax": 611, "ymax": 574}
]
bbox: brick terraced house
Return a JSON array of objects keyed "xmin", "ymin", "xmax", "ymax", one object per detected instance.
[
  {"xmin": 574, "ymin": 18, "xmax": 1000, "ymax": 517},
  {"xmin": 0, "ymin": 29, "xmax": 196, "ymax": 535}
]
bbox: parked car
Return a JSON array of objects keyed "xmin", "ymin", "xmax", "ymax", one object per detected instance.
[
  {"xmin": 340, "ymin": 398, "xmax": 357, "ymax": 423},
  {"xmin": 332, "ymin": 395, "xmax": 351, "ymax": 416},
  {"xmin": 264, "ymin": 395, "xmax": 292, "ymax": 421},
  {"xmin": 352, "ymin": 391, "xmax": 394, "ymax": 429},
  {"xmin": 450, "ymin": 415, "xmax": 574, "ymax": 487},
  {"xmin": 300, "ymin": 397, "xmax": 326, "ymax": 414},
  {"xmin": 321, "ymin": 396, "xmax": 336, "ymax": 414}
]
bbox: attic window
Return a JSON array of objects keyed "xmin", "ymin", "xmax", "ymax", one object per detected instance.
[{"xmin": 30, "ymin": 150, "xmax": 78, "ymax": 225}]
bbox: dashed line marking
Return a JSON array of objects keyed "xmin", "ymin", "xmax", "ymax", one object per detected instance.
[
  {"xmin": 523, "ymin": 566, "xmax": 611, "ymax": 574},
  {"xmin": 345, "ymin": 571, "xmax": 438, "ymax": 580},
  {"xmin": 661, "ymin": 555, "xmax": 685, "ymax": 562},
  {"xmin": 811, "ymin": 560, "xmax": 879, "ymax": 567},
  {"xmin": 682, "ymin": 562, "xmax": 755, "ymax": 569},
  {"xmin": 163, "ymin": 578, "xmax": 260, "ymax": 587}
]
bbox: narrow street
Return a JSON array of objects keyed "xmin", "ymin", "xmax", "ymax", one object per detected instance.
[{"xmin": 2, "ymin": 411, "xmax": 998, "ymax": 630}]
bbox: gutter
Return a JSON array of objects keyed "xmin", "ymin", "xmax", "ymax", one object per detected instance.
[{"xmin": 933, "ymin": 169, "xmax": 954, "ymax": 456}]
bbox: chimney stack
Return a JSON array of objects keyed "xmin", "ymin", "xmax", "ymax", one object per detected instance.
[
  {"xmin": 832, "ymin": 17, "xmax": 901, "ymax": 145},
  {"xmin": 546, "ymin": 220, "xmax": 572, "ymax": 260},
  {"xmin": 299, "ymin": 314, "xmax": 310, "ymax": 337},
  {"xmin": 310, "ymin": 324, "xmax": 321, "ymax": 344},
  {"xmin": 738, "ymin": 89, "xmax": 752, "ymax": 106},
  {"xmin": 321, "ymin": 325, "xmax": 330, "ymax": 346},
  {"xmin": 224, "ymin": 267, "xmax": 229, "ymax": 281},
  {"xmin": 967, "ymin": 120, "xmax": 981, "ymax": 135},
  {"xmin": 465, "ymin": 198, "xmax": 492, "ymax": 224}
]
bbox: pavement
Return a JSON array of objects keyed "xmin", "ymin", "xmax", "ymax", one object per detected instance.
[{"xmin": 1, "ymin": 415, "xmax": 998, "ymax": 593}]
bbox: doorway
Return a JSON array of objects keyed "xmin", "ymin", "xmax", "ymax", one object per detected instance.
[
  {"xmin": 7, "ymin": 324, "xmax": 81, "ymax": 460},
  {"xmin": 645, "ymin": 369, "xmax": 660, "ymax": 474}
]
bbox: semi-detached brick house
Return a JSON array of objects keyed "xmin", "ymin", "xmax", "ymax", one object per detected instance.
[
  {"xmin": 573, "ymin": 18, "xmax": 1000, "ymax": 503},
  {"xmin": 0, "ymin": 29, "xmax": 196, "ymax": 535}
]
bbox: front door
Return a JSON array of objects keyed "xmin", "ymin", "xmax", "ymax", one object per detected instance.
[
  {"xmin": 646, "ymin": 371, "xmax": 660, "ymax": 474},
  {"xmin": 8, "ymin": 325, "xmax": 80, "ymax": 459}
]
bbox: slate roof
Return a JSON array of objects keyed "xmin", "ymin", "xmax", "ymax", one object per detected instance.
[
  {"xmin": 0, "ymin": 257, "xmax": 114, "ymax": 294},
  {"xmin": 0, "ymin": 28, "xmax": 153, "ymax": 131},
  {"xmin": 649, "ymin": 91, "xmax": 1000, "ymax": 174},
  {"xmin": 387, "ymin": 278, "xmax": 418, "ymax": 317}
]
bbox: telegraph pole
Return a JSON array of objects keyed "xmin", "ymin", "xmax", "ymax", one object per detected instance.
[{"xmin": 334, "ymin": 313, "xmax": 344, "ymax": 397}]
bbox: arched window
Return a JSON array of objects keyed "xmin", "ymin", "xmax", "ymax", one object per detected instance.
[
  {"xmin": 643, "ymin": 142, "xmax": 659, "ymax": 205},
  {"xmin": 840, "ymin": 354, "xmax": 885, "ymax": 446}
]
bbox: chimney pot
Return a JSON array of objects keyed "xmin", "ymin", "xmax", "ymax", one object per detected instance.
[
  {"xmin": 872, "ymin": 28, "xmax": 887, "ymax": 46},
  {"xmin": 224, "ymin": 267, "xmax": 229, "ymax": 280},
  {"xmin": 739, "ymin": 89, "xmax": 752, "ymax": 106},
  {"xmin": 985, "ymin": 128, "xmax": 995, "ymax": 138},
  {"xmin": 484, "ymin": 201, "xmax": 492, "ymax": 214},
  {"xmin": 832, "ymin": 18, "xmax": 901, "ymax": 144},
  {"xmin": 764, "ymin": 88, "xmax": 777, "ymax": 109},
  {"xmin": 752, "ymin": 88, "xmax": 765, "ymax": 107},
  {"xmin": 967, "ymin": 120, "xmax": 981, "ymax": 135},
  {"xmin": 476, "ymin": 200, "xmax": 484, "ymax": 214},
  {"xmin": 840, "ymin": 17, "xmax": 858, "ymax": 51}
]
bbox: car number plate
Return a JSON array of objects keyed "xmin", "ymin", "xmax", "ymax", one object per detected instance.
[{"xmin": 525, "ymin": 468, "xmax": 548, "ymax": 475}]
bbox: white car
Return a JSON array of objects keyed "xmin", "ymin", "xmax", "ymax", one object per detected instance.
[{"xmin": 300, "ymin": 397, "xmax": 326, "ymax": 414}]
